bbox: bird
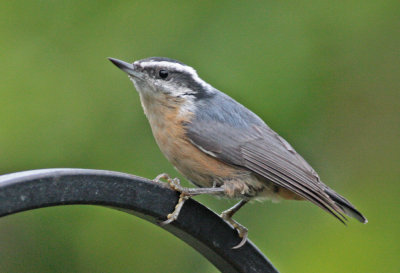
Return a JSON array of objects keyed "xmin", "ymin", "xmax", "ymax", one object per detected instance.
[{"xmin": 108, "ymin": 56, "xmax": 367, "ymax": 248}]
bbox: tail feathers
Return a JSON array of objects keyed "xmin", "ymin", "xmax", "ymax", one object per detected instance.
[{"xmin": 324, "ymin": 188, "xmax": 368, "ymax": 224}]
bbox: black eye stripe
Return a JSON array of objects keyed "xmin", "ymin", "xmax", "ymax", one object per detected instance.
[{"xmin": 158, "ymin": 69, "xmax": 169, "ymax": 79}]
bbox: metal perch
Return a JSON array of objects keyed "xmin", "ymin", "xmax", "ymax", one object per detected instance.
[{"xmin": 0, "ymin": 168, "xmax": 278, "ymax": 273}]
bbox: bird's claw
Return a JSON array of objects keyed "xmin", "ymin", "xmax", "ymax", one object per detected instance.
[
  {"xmin": 153, "ymin": 173, "xmax": 173, "ymax": 184},
  {"xmin": 232, "ymin": 225, "xmax": 248, "ymax": 249},
  {"xmin": 159, "ymin": 193, "xmax": 190, "ymax": 226},
  {"xmin": 154, "ymin": 173, "xmax": 186, "ymax": 193},
  {"xmin": 159, "ymin": 213, "xmax": 176, "ymax": 226},
  {"xmin": 221, "ymin": 211, "xmax": 248, "ymax": 249}
]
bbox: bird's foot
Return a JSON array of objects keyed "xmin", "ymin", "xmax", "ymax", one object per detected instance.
[
  {"xmin": 154, "ymin": 173, "xmax": 226, "ymax": 226},
  {"xmin": 221, "ymin": 210, "xmax": 248, "ymax": 249},
  {"xmin": 153, "ymin": 173, "xmax": 173, "ymax": 185},
  {"xmin": 154, "ymin": 173, "xmax": 192, "ymax": 194},
  {"xmin": 160, "ymin": 193, "xmax": 190, "ymax": 225},
  {"xmin": 154, "ymin": 173, "xmax": 193, "ymax": 225}
]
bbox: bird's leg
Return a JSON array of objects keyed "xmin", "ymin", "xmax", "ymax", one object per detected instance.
[
  {"xmin": 161, "ymin": 193, "xmax": 190, "ymax": 225},
  {"xmin": 221, "ymin": 200, "xmax": 248, "ymax": 249},
  {"xmin": 153, "ymin": 173, "xmax": 225, "ymax": 225},
  {"xmin": 155, "ymin": 174, "xmax": 249, "ymax": 248},
  {"xmin": 154, "ymin": 173, "xmax": 225, "ymax": 195}
]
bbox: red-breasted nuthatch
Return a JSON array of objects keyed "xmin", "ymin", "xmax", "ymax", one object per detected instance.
[{"xmin": 109, "ymin": 57, "xmax": 367, "ymax": 249}]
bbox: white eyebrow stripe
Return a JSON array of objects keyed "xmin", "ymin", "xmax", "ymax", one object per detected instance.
[
  {"xmin": 137, "ymin": 60, "xmax": 212, "ymax": 89},
  {"xmin": 139, "ymin": 61, "xmax": 194, "ymax": 74}
]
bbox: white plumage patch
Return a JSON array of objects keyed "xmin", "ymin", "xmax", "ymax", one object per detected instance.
[
  {"xmin": 188, "ymin": 138, "xmax": 218, "ymax": 158},
  {"xmin": 137, "ymin": 60, "xmax": 211, "ymax": 90}
]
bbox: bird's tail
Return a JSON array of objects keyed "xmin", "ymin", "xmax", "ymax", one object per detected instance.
[{"xmin": 324, "ymin": 188, "xmax": 368, "ymax": 224}]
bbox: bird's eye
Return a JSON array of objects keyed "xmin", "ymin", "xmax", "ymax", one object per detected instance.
[{"xmin": 158, "ymin": 69, "xmax": 169, "ymax": 79}]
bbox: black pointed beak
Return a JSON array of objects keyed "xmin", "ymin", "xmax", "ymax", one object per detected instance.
[{"xmin": 108, "ymin": 57, "xmax": 137, "ymax": 76}]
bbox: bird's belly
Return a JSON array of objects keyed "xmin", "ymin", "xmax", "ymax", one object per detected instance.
[
  {"xmin": 146, "ymin": 105, "xmax": 240, "ymax": 187},
  {"xmin": 155, "ymin": 129, "xmax": 243, "ymax": 188}
]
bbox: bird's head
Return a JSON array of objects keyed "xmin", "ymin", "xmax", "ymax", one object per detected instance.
[{"xmin": 109, "ymin": 57, "xmax": 214, "ymax": 109}]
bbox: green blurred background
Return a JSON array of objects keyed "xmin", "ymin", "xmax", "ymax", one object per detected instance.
[{"xmin": 0, "ymin": 1, "xmax": 398, "ymax": 272}]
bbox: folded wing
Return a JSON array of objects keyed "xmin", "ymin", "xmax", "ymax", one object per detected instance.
[{"xmin": 185, "ymin": 93, "xmax": 366, "ymax": 223}]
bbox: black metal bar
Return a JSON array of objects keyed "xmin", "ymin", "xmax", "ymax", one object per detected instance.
[{"xmin": 0, "ymin": 168, "xmax": 279, "ymax": 273}]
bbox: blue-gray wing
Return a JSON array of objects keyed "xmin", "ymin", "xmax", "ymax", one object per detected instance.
[{"xmin": 185, "ymin": 92, "xmax": 351, "ymax": 222}]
